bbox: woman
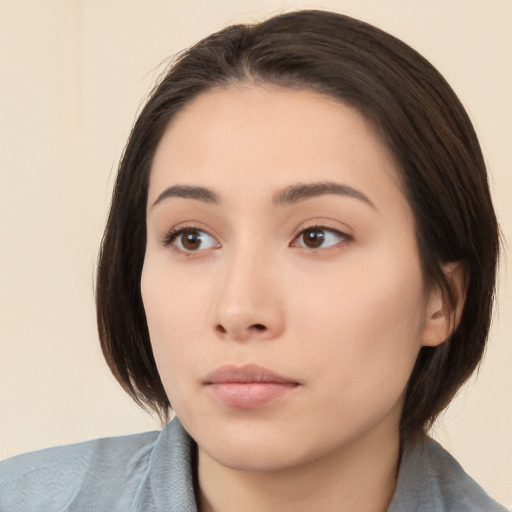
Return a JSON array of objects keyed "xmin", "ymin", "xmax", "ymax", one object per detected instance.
[{"xmin": 0, "ymin": 10, "xmax": 507, "ymax": 512}]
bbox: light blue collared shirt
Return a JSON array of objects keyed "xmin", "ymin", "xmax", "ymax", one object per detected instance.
[{"xmin": 0, "ymin": 418, "xmax": 508, "ymax": 511}]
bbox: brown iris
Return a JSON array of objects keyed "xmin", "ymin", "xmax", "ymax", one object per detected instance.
[
  {"xmin": 180, "ymin": 230, "xmax": 203, "ymax": 250},
  {"xmin": 302, "ymin": 228, "xmax": 325, "ymax": 248}
]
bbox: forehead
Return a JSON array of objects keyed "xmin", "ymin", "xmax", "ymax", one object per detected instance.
[{"xmin": 148, "ymin": 85, "xmax": 404, "ymax": 211}]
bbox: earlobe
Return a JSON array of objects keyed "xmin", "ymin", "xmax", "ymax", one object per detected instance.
[{"xmin": 421, "ymin": 261, "xmax": 468, "ymax": 347}]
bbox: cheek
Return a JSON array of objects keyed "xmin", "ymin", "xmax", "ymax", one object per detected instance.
[
  {"xmin": 141, "ymin": 252, "xmax": 212, "ymax": 333},
  {"xmin": 140, "ymin": 259, "xmax": 206, "ymax": 384},
  {"xmin": 292, "ymin": 263, "xmax": 425, "ymax": 433},
  {"xmin": 290, "ymin": 250, "xmax": 427, "ymax": 380}
]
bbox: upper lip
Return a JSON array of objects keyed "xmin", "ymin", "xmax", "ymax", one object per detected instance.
[{"xmin": 204, "ymin": 364, "xmax": 299, "ymax": 385}]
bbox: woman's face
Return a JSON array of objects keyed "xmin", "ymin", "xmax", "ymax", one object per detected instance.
[{"xmin": 142, "ymin": 85, "xmax": 441, "ymax": 472}]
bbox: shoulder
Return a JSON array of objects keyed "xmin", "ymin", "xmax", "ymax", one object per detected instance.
[
  {"xmin": 0, "ymin": 429, "xmax": 160, "ymax": 512},
  {"xmin": 389, "ymin": 437, "xmax": 509, "ymax": 512},
  {"xmin": 424, "ymin": 439, "xmax": 509, "ymax": 511}
]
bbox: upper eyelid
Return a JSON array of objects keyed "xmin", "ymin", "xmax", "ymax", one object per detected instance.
[{"xmin": 161, "ymin": 221, "xmax": 215, "ymax": 240}]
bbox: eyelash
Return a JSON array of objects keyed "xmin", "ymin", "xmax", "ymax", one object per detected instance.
[
  {"xmin": 291, "ymin": 224, "xmax": 352, "ymax": 250},
  {"xmin": 161, "ymin": 225, "xmax": 193, "ymax": 246},
  {"xmin": 161, "ymin": 223, "xmax": 352, "ymax": 254}
]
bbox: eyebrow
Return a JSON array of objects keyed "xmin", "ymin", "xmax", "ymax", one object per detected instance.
[
  {"xmin": 273, "ymin": 181, "xmax": 376, "ymax": 209},
  {"xmin": 151, "ymin": 181, "xmax": 376, "ymax": 210},
  {"xmin": 151, "ymin": 185, "xmax": 219, "ymax": 208}
]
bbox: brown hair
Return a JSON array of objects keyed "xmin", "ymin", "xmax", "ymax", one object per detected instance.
[{"xmin": 96, "ymin": 10, "xmax": 499, "ymax": 442}]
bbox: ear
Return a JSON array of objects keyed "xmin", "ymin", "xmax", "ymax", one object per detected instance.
[{"xmin": 421, "ymin": 261, "xmax": 468, "ymax": 347}]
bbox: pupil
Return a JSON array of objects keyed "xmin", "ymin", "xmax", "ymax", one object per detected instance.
[
  {"xmin": 304, "ymin": 229, "xmax": 324, "ymax": 248},
  {"xmin": 182, "ymin": 231, "xmax": 201, "ymax": 250}
]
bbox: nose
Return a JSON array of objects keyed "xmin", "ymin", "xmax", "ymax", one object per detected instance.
[{"xmin": 210, "ymin": 247, "xmax": 285, "ymax": 342}]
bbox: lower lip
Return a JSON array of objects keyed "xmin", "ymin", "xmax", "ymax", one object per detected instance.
[{"xmin": 207, "ymin": 382, "xmax": 297, "ymax": 409}]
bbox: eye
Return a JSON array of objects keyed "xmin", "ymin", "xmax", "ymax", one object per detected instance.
[
  {"xmin": 292, "ymin": 226, "xmax": 349, "ymax": 249},
  {"xmin": 164, "ymin": 227, "xmax": 220, "ymax": 253}
]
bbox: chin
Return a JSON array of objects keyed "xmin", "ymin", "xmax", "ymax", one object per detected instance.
[
  {"xmin": 204, "ymin": 441, "xmax": 307, "ymax": 473},
  {"xmin": 194, "ymin": 420, "xmax": 348, "ymax": 475},
  {"xmin": 189, "ymin": 418, "xmax": 307, "ymax": 472}
]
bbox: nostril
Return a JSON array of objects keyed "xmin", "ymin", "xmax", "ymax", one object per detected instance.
[
  {"xmin": 213, "ymin": 323, "xmax": 267, "ymax": 337},
  {"xmin": 215, "ymin": 324, "xmax": 227, "ymax": 334}
]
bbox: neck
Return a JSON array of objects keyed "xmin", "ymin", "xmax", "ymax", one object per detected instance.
[{"xmin": 197, "ymin": 424, "xmax": 400, "ymax": 512}]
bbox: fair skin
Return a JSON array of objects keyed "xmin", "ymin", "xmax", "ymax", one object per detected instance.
[{"xmin": 141, "ymin": 85, "xmax": 451, "ymax": 512}]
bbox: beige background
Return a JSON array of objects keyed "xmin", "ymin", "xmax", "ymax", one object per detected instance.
[{"xmin": 1, "ymin": 0, "xmax": 511, "ymax": 506}]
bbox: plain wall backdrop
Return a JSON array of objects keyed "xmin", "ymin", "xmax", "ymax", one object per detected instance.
[{"xmin": 1, "ymin": 0, "xmax": 511, "ymax": 506}]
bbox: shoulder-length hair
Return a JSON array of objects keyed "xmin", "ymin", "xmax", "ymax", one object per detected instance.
[{"xmin": 96, "ymin": 10, "xmax": 499, "ymax": 443}]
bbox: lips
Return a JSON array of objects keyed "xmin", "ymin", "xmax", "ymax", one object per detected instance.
[{"xmin": 204, "ymin": 364, "xmax": 300, "ymax": 409}]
